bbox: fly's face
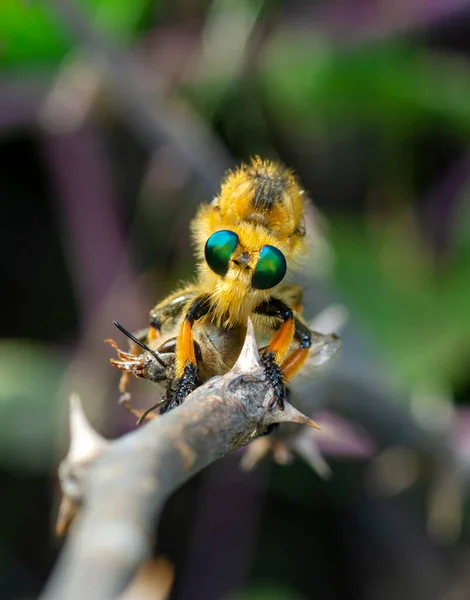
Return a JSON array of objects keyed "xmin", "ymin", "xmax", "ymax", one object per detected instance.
[{"xmin": 204, "ymin": 229, "xmax": 287, "ymax": 294}]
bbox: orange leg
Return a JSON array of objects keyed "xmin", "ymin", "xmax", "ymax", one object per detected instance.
[
  {"xmin": 262, "ymin": 318, "xmax": 296, "ymax": 411},
  {"xmin": 280, "ymin": 347, "xmax": 310, "ymax": 380},
  {"xmin": 165, "ymin": 295, "xmax": 210, "ymax": 411},
  {"xmin": 256, "ymin": 297, "xmax": 313, "ymax": 410},
  {"xmin": 175, "ymin": 319, "xmax": 196, "ymax": 378},
  {"xmin": 264, "ymin": 318, "xmax": 295, "ymax": 365}
]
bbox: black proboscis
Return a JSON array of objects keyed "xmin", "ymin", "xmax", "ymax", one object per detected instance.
[{"xmin": 113, "ymin": 320, "xmax": 166, "ymax": 367}]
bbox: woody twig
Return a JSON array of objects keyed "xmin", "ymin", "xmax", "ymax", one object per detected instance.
[{"xmin": 41, "ymin": 320, "xmax": 339, "ymax": 600}]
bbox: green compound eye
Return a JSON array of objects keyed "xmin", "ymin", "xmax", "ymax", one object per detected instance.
[
  {"xmin": 252, "ymin": 245, "xmax": 287, "ymax": 290},
  {"xmin": 205, "ymin": 230, "xmax": 239, "ymax": 276}
]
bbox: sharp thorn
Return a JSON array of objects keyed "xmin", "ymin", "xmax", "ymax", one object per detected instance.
[
  {"xmin": 68, "ymin": 393, "xmax": 108, "ymax": 464},
  {"xmin": 231, "ymin": 317, "xmax": 261, "ymax": 373},
  {"xmin": 293, "ymin": 431, "xmax": 332, "ymax": 479},
  {"xmin": 265, "ymin": 399, "xmax": 321, "ymax": 430},
  {"xmin": 55, "ymin": 495, "xmax": 79, "ymax": 537},
  {"xmin": 240, "ymin": 437, "xmax": 272, "ymax": 471}
]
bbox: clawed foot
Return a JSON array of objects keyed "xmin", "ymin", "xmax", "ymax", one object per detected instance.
[
  {"xmin": 106, "ymin": 337, "xmax": 170, "ymax": 391},
  {"xmin": 107, "ymin": 339, "xmax": 200, "ymax": 418},
  {"xmin": 261, "ymin": 352, "xmax": 288, "ymax": 411},
  {"xmin": 107, "ymin": 337, "xmax": 173, "ymax": 423},
  {"xmin": 105, "ymin": 338, "xmax": 151, "ymax": 387},
  {"xmin": 162, "ymin": 363, "xmax": 200, "ymax": 414}
]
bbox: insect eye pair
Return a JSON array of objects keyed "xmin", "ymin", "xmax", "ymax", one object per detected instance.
[{"xmin": 204, "ymin": 230, "xmax": 286, "ymax": 290}]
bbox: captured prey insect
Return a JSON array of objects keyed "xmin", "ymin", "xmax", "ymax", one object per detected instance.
[{"xmin": 107, "ymin": 157, "xmax": 337, "ymax": 419}]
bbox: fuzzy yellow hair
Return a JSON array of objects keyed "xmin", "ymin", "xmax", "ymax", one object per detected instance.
[{"xmin": 191, "ymin": 157, "xmax": 308, "ymax": 327}]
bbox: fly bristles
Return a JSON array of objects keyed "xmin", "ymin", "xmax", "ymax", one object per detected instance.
[
  {"xmin": 251, "ymin": 175, "xmax": 284, "ymax": 211},
  {"xmin": 244, "ymin": 158, "xmax": 295, "ymax": 211}
]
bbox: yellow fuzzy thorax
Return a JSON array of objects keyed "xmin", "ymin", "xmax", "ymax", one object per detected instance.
[{"xmin": 191, "ymin": 157, "xmax": 308, "ymax": 327}]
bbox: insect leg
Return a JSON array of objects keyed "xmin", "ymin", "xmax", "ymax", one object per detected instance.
[
  {"xmin": 255, "ymin": 297, "xmax": 312, "ymax": 410},
  {"xmin": 118, "ymin": 393, "xmax": 158, "ymax": 423},
  {"xmin": 163, "ymin": 294, "xmax": 211, "ymax": 412},
  {"xmin": 279, "ymin": 318, "xmax": 312, "ymax": 379}
]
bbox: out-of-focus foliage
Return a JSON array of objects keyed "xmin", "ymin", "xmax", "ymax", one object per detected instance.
[
  {"xmin": 0, "ymin": 342, "xmax": 64, "ymax": 472},
  {"xmin": 236, "ymin": 584, "xmax": 306, "ymax": 600},
  {"xmin": 329, "ymin": 209, "xmax": 470, "ymax": 389},
  {"xmin": 261, "ymin": 37, "xmax": 470, "ymax": 132},
  {"xmin": 0, "ymin": 0, "xmax": 151, "ymax": 66},
  {"xmin": 257, "ymin": 34, "xmax": 470, "ymax": 392}
]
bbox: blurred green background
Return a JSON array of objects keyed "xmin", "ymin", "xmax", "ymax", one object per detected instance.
[{"xmin": 2, "ymin": 1, "xmax": 470, "ymax": 599}]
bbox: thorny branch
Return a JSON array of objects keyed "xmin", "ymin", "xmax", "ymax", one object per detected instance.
[{"xmin": 41, "ymin": 320, "xmax": 340, "ymax": 600}]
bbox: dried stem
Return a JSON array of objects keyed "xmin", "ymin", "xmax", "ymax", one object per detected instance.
[{"xmin": 41, "ymin": 321, "xmax": 332, "ymax": 600}]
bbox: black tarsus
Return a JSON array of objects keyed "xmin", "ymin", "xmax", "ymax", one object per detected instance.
[
  {"xmin": 294, "ymin": 319, "xmax": 312, "ymax": 349},
  {"xmin": 261, "ymin": 352, "xmax": 288, "ymax": 411},
  {"xmin": 255, "ymin": 297, "xmax": 313, "ymax": 411},
  {"xmin": 161, "ymin": 363, "xmax": 200, "ymax": 414}
]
